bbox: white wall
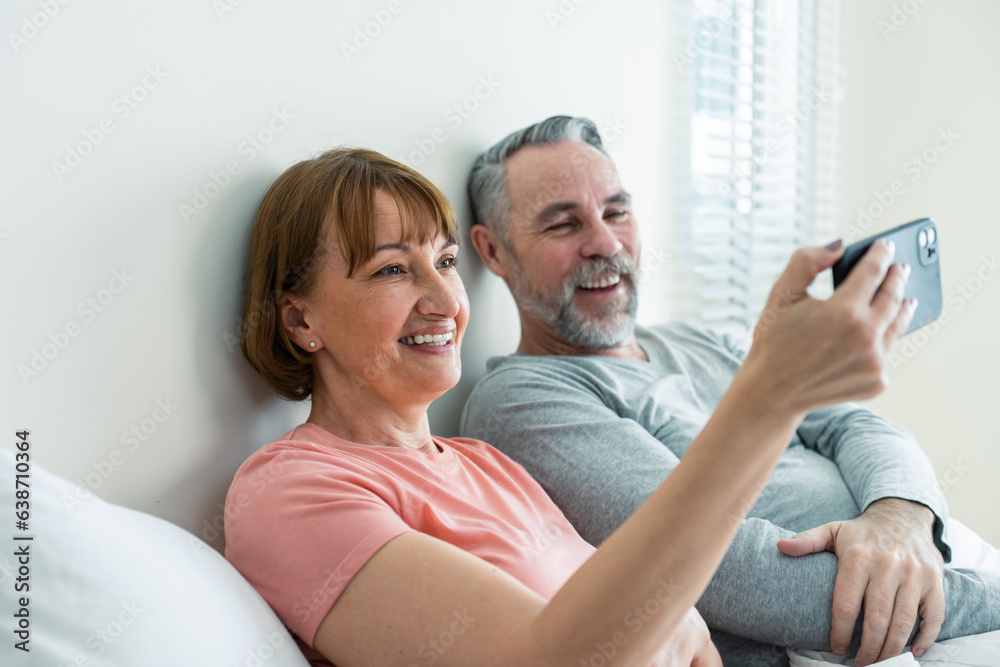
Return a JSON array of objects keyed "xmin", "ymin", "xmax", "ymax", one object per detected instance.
[
  {"xmin": 3, "ymin": 0, "xmax": 995, "ymax": 555},
  {"xmin": 840, "ymin": 0, "xmax": 1000, "ymax": 545},
  {"xmin": 0, "ymin": 0, "xmax": 677, "ymax": 550}
]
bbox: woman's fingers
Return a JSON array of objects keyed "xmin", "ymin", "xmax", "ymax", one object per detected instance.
[
  {"xmin": 884, "ymin": 298, "xmax": 918, "ymax": 349},
  {"xmin": 870, "ymin": 262, "xmax": 911, "ymax": 331},
  {"xmin": 834, "ymin": 239, "xmax": 897, "ymax": 306}
]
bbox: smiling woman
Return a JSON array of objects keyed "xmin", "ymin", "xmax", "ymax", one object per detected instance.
[{"xmin": 240, "ymin": 148, "xmax": 461, "ymax": 402}]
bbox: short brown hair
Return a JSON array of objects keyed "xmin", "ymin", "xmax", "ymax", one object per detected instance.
[{"xmin": 241, "ymin": 147, "xmax": 459, "ymax": 400}]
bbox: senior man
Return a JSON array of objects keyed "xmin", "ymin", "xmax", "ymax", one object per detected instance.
[{"xmin": 460, "ymin": 115, "xmax": 1000, "ymax": 666}]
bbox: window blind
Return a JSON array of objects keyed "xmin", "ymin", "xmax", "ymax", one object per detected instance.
[{"xmin": 672, "ymin": 0, "xmax": 842, "ymax": 332}]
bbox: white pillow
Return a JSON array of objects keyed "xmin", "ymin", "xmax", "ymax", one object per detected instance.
[{"xmin": 0, "ymin": 447, "xmax": 310, "ymax": 667}]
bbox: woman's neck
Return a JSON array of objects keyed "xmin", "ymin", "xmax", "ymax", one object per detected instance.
[{"xmin": 306, "ymin": 384, "xmax": 436, "ymax": 453}]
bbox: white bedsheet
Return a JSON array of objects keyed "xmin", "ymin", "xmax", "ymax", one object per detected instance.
[{"xmin": 787, "ymin": 519, "xmax": 1000, "ymax": 666}]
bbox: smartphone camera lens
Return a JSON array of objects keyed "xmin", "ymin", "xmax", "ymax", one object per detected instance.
[{"xmin": 918, "ymin": 224, "xmax": 939, "ymax": 266}]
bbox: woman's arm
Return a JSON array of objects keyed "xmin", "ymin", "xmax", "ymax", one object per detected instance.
[{"xmin": 314, "ymin": 240, "xmax": 913, "ymax": 667}]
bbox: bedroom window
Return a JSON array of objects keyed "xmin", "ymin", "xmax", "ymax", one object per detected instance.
[{"xmin": 672, "ymin": 0, "xmax": 843, "ymax": 331}]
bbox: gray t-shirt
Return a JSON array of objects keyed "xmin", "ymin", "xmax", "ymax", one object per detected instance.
[{"xmin": 461, "ymin": 321, "xmax": 1000, "ymax": 659}]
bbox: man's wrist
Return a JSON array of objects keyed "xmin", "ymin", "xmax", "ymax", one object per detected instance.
[{"xmin": 866, "ymin": 497, "xmax": 935, "ymax": 530}]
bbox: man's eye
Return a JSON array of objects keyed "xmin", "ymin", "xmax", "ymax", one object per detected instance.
[
  {"xmin": 607, "ymin": 210, "xmax": 627, "ymax": 219},
  {"xmin": 375, "ymin": 265, "xmax": 402, "ymax": 277},
  {"xmin": 546, "ymin": 222, "xmax": 573, "ymax": 232}
]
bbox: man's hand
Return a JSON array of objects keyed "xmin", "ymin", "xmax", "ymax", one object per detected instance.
[{"xmin": 777, "ymin": 498, "xmax": 945, "ymax": 665}]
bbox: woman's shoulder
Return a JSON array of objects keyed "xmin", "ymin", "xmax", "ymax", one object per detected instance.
[{"xmin": 229, "ymin": 424, "xmax": 380, "ymax": 494}]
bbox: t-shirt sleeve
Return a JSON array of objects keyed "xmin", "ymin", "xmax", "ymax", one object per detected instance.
[{"xmin": 224, "ymin": 446, "xmax": 413, "ymax": 646}]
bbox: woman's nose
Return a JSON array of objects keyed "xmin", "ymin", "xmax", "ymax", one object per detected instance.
[{"xmin": 416, "ymin": 269, "xmax": 461, "ymax": 319}]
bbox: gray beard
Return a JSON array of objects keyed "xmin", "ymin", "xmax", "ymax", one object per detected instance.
[{"xmin": 507, "ymin": 253, "xmax": 638, "ymax": 350}]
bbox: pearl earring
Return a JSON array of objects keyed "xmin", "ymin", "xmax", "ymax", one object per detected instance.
[{"xmin": 309, "ymin": 341, "xmax": 316, "ymax": 348}]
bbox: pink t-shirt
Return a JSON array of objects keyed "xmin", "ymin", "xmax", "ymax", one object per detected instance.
[{"xmin": 224, "ymin": 423, "xmax": 595, "ymax": 661}]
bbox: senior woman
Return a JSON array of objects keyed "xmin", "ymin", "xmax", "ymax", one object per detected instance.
[{"xmin": 224, "ymin": 148, "xmax": 913, "ymax": 667}]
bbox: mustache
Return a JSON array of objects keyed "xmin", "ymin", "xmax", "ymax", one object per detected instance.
[{"xmin": 565, "ymin": 255, "xmax": 637, "ymax": 288}]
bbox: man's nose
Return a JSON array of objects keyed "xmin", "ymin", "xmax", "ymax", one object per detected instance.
[{"xmin": 580, "ymin": 216, "xmax": 624, "ymax": 259}]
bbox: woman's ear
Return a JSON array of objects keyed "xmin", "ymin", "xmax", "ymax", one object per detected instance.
[
  {"xmin": 470, "ymin": 225, "xmax": 510, "ymax": 279},
  {"xmin": 279, "ymin": 293, "xmax": 322, "ymax": 352}
]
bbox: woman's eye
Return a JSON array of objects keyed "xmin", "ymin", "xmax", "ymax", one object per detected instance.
[
  {"xmin": 439, "ymin": 256, "xmax": 459, "ymax": 269},
  {"xmin": 375, "ymin": 265, "xmax": 402, "ymax": 277}
]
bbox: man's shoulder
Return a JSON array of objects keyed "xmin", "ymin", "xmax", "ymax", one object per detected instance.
[
  {"xmin": 640, "ymin": 320, "xmax": 750, "ymax": 362},
  {"xmin": 640, "ymin": 319, "xmax": 737, "ymax": 346},
  {"xmin": 474, "ymin": 320, "xmax": 738, "ymax": 386},
  {"xmin": 475, "ymin": 350, "xmax": 605, "ymax": 397}
]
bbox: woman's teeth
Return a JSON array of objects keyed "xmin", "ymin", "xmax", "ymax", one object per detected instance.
[
  {"xmin": 580, "ymin": 274, "xmax": 621, "ymax": 289},
  {"xmin": 399, "ymin": 332, "xmax": 454, "ymax": 346}
]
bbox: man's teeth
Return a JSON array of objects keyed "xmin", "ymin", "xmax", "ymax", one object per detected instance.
[
  {"xmin": 579, "ymin": 274, "xmax": 622, "ymax": 290},
  {"xmin": 399, "ymin": 332, "xmax": 455, "ymax": 346}
]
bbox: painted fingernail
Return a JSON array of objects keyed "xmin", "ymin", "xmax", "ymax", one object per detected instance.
[
  {"xmin": 910, "ymin": 297, "xmax": 919, "ymax": 310},
  {"xmin": 825, "ymin": 239, "xmax": 843, "ymax": 251},
  {"xmin": 901, "ymin": 262, "xmax": 911, "ymax": 276},
  {"xmin": 884, "ymin": 238, "xmax": 896, "ymax": 254}
]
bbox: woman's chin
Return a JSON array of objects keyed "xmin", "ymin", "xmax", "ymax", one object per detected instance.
[{"xmin": 414, "ymin": 368, "xmax": 462, "ymax": 403}]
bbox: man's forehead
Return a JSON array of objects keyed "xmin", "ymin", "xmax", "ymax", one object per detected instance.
[{"xmin": 506, "ymin": 141, "xmax": 622, "ymax": 214}]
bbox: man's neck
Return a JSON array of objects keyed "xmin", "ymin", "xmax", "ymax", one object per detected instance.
[{"xmin": 516, "ymin": 323, "xmax": 648, "ymax": 361}]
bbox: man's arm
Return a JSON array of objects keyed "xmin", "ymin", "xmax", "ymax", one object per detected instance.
[
  {"xmin": 712, "ymin": 327, "xmax": 950, "ymax": 556},
  {"xmin": 785, "ymin": 403, "xmax": 955, "ymax": 663},
  {"xmin": 710, "ymin": 328, "xmax": 956, "ymax": 662},
  {"xmin": 461, "ymin": 363, "xmax": 1000, "ymax": 655},
  {"xmin": 794, "ymin": 402, "xmax": 950, "ymax": 559}
]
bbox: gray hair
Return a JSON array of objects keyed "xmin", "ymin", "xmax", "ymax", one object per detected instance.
[{"xmin": 467, "ymin": 115, "xmax": 612, "ymax": 241}]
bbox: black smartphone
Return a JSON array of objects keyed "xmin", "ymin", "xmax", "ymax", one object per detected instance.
[{"xmin": 831, "ymin": 218, "xmax": 942, "ymax": 334}]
